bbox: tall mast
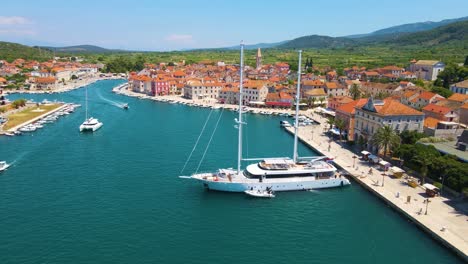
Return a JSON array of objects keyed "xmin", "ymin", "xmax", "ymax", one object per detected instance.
[
  {"xmin": 237, "ymin": 43, "xmax": 244, "ymax": 175},
  {"xmin": 293, "ymin": 50, "xmax": 302, "ymax": 163},
  {"xmin": 85, "ymin": 86, "xmax": 88, "ymax": 120}
]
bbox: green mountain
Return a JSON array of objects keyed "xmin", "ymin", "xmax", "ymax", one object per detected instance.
[
  {"xmin": 366, "ymin": 16, "xmax": 468, "ymax": 36},
  {"xmin": 383, "ymin": 20, "xmax": 468, "ymax": 46},
  {"xmin": 277, "ymin": 20, "xmax": 468, "ymax": 49},
  {"xmin": 0, "ymin": 41, "xmax": 53, "ymax": 62},
  {"xmin": 39, "ymin": 44, "xmax": 126, "ymax": 54},
  {"xmin": 277, "ymin": 35, "xmax": 356, "ymax": 49}
]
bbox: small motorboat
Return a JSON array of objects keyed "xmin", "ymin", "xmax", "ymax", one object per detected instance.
[
  {"xmin": 122, "ymin": 103, "xmax": 129, "ymax": 110},
  {"xmin": 4, "ymin": 132, "xmax": 14, "ymax": 137},
  {"xmin": 244, "ymin": 189, "xmax": 275, "ymax": 198},
  {"xmin": 0, "ymin": 161, "xmax": 10, "ymax": 172}
]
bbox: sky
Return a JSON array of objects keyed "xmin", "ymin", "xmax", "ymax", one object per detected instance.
[{"xmin": 1, "ymin": 0, "xmax": 467, "ymax": 51}]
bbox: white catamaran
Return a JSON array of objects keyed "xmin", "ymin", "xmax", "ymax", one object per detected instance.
[
  {"xmin": 79, "ymin": 86, "xmax": 103, "ymax": 132},
  {"xmin": 186, "ymin": 44, "xmax": 350, "ymax": 192}
]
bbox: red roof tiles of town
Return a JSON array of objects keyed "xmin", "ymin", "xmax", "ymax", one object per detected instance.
[
  {"xmin": 418, "ymin": 91, "xmax": 438, "ymax": 101},
  {"xmin": 422, "ymin": 103, "xmax": 451, "ymax": 115},
  {"xmin": 448, "ymin": 93, "xmax": 468, "ymax": 103},
  {"xmin": 424, "ymin": 117, "xmax": 441, "ymax": 128}
]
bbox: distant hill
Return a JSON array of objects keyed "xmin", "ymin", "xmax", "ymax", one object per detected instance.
[
  {"xmin": 39, "ymin": 44, "xmax": 127, "ymax": 54},
  {"xmin": 275, "ymin": 20, "xmax": 468, "ymax": 49},
  {"xmin": 277, "ymin": 35, "xmax": 356, "ymax": 49},
  {"xmin": 346, "ymin": 16, "xmax": 468, "ymax": 38},
  {"xmin": 382, "ymin": 20, "xmax": 468, "ymax": 46},
  {"xmin": 0, "ymin": 41, "xmax": 52, "ymax": 62},
  {"xmin": 222, "ymin": 41, "xmax": 289, "ymax": 50}
]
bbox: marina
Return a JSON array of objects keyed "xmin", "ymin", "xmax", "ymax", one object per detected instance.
[{"xmin": 0, "ymin": 79, "xmax": 463, "ymax": 263}]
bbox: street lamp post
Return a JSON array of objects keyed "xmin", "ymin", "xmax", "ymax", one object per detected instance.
[
  {"xmin": 424, "ymin": 198, "xmax": 431, "ymax": 215},
  {"xmin": 381, "ymin": 173, "xmax": 385, "ymax": 187},
  {"xmin": 352, "ymin": 155, "xmax": 357, "ymax": 168},
  {"xmin": 440, "ymin": 174, "xmax": 446, "ymax": 196}
]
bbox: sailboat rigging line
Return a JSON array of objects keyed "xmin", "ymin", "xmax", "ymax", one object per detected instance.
[
  {"xmin": 195, "ymin": 108, "xmax": 225, "ymax": 174},
  {"xmin": 180, "ymin": 107, "xmax": 215, "ymax": 174}
]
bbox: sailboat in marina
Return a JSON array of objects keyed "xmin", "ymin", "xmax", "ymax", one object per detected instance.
[
  {"xmin": 79, "ymin": 86, "xmax": 103, "ymax": 132},
  {"xmin": 185, "ymin": 44, "xmax": 351, "ymax": 192}
]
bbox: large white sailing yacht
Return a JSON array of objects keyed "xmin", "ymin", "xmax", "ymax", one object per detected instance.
[
  {"xmin": 79, "ymin": 86, "xmax": 103, "ymax": 132},
  {"xmin": 187, "ymin": 44, "xmax": 350, "ymax": 192}
]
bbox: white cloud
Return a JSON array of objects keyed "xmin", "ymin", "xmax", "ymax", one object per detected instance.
[
  {"xmin": 164, "ymin": 34, "xmax": 194, "ymax": 43},
  {"xmin": 0, "ymin": 16, "xmax": 31, "ymax": 25}
]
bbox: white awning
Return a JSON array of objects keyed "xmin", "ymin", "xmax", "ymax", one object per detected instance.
[
  {"xmin": 390, "ymin": 166, "xmax": 404, "ymax": 173},
  {"xmin": 249, "ymin": 101, "xmax": 265, "ymax": 105},
  {"xmin": 361, "ymin": 151, "xmax": 370, "ymax": 155},
  {"xmin": 379, "ymin": 160, "xmax": 390, "ymax": 166},
  {"xmin": 423, "ymin": 183, "xmax": 439, "ymax": 191}
]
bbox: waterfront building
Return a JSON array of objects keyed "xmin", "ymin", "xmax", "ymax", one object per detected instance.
[
  {"xmin": 183, "ymin": 79, "xmax": 222, "ymax": 100},
  {"xmin": 243, "ymin": 80, "xmax": 268, "ymax": 105},
  {"xmin": 450, "ymin": 80, "xmax": 468, "ymax": 95},
  {"xmin": 354, "ymin": 97, "xmax": 424, "ymax": 151},
  {"xmin": 265, "ymin": 91, "xmax": 294, "ymax": 108},
  {"xmin": 33, "ymin": 77, "xmax": 57, "ymax": 90},
  {"xmin": 151, "ymin": 77, "xmax": 170, "ymax": 96},
  {"xmin": 327, "ymin": 96, "xmax": 354, "ymax": 110},
  {"xmin": 335, "ymin": 98, "xmax": 368, "ymax": 141},
  {"xmin": 409, "ymin": 60, "xmax": 445, "ymax": 81},
  {"xmin": 219, "ymin": 86, "xmax": 239, "ymax": 105}
]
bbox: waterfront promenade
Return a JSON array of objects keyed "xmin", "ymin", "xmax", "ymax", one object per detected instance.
[{"xmin": 285, "ymin": 112, "xmax": 468, "ymax": 260}]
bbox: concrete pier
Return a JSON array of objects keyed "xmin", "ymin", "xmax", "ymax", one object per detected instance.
[{"xmin": 284, "ymin": 113, "xmax": 468, "ymax": 261}]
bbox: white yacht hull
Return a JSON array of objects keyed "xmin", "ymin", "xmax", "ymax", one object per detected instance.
[
  {"xmin": 79, "ymin": 122, "xmax": 103, "ymax": 132},
  {"xmin": 191, "ymin": 174, "xmax": 350, "ymax": 192}
]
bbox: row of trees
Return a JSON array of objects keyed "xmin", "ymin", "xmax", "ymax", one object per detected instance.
[{"xmin": 327, "ymin": 118, "xmax": 467, "ymax": 194}]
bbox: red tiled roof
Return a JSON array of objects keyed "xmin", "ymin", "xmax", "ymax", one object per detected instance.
[
  {"xmin": 424, "ymin": 117, "xmax": 441, "ymax": 128},
  {"xmin": 448, "ymin": 93, "xmax": 468, "ymax": 103},
  {"xmin": 418, "ymin": 91, "xmax": 438, "ymax": 101},
  {"xmin": 422, "ymin": 104, "xmax": 451, "ymax": 115},
  {"xmin": 336, "ymin": 98, "xmax": 368, "ymax": 115}
]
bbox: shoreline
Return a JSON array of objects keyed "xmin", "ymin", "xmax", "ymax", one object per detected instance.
[
  {"xmin": 115, "ymin": 82, "xmax": 467, "ymax": 260},
  {"xmin": 4, "ymin": 76, "xmax": 125, "ymax": 95},
  {"xmin": 283, "ymin": 125, "xmax": 468, "ymax": 261},
  {"xmin": 112, "ymin": 82, "xmax": 310, "ymax": 115}
]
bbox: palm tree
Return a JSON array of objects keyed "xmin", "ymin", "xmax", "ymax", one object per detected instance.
[
  {"xmin": 413, "ymin": 151, "xmax": 433, "ymax": 185},
  {"xmin": 334, "ymin": 118, "xmax": 346, "ymax": 142},
  {"xmin": 326, "ymin": 116, "xmax": 335, "ymax": 131},
  {"xmin": 349, "ymin": 84, "xmax": 361, "ymax": 100},
  {"xmin": 318, "ymin": 97, "xmax": 325, "ymax": 107},
  {"xmin": 371, "ymin": 125, "xmax": 400, "ymax": 158}
]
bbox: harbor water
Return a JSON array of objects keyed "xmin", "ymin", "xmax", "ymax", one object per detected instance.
[{"xmin": 0, "ymin": 80, "xmax": 462, "ymax": 263}]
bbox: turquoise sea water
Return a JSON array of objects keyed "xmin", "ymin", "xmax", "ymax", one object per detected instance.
[{"xmin": 0, "ymin": 80, "xmax": 462, "ymax": 264}]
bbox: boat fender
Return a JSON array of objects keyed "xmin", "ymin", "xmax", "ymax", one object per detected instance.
[{"xmin": 213, "ymin": 176, "xmax": 218, "ymax": 181}]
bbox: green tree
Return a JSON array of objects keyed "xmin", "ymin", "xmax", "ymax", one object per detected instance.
[
  {"xmin": 431, "ymin": 86, "xmax": 453, "ymax": 98},
  {"xmin": 349, "ymin": 84, "xmax": 361, "ymax": 100},
  {"xmin": 326, "ymin": 116, "xmax": 335, "ymax": 131},
  {"xmin": 371, "ymin": 125, "xmax": 400, "ymax": 158},
  {"xmin": 12, "ymin": 98, "xmax": 26, "ymax": 109},
  {"xmin": 413, "ymin": 151, "xmax": 434, "ymax": 184},
  {"xmin": 464, "ymin": 55, "xmax": 468, "ymax": 67},
  {"xmin": 399, "ymin": 130, "xmax": 425, "ymax": 145},
  {"xmin": 71, "ymin": 75, "xmax": 78, "ymax": 80},
  {"xmin": 435, "ymin": 63, "xmax": 468, "ymax": 88},
  {"xmin": 334, "ymin": 118, "xmax": 346, "ymax": 142},
  {"xmin": 318, "ymin": 97, "xmax": 325, "ymax": 107}
]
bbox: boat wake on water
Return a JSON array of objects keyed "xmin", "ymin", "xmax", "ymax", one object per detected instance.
[{"xmin": 96, "ymin": 89, "xmax": 126, "ymax": 108}]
